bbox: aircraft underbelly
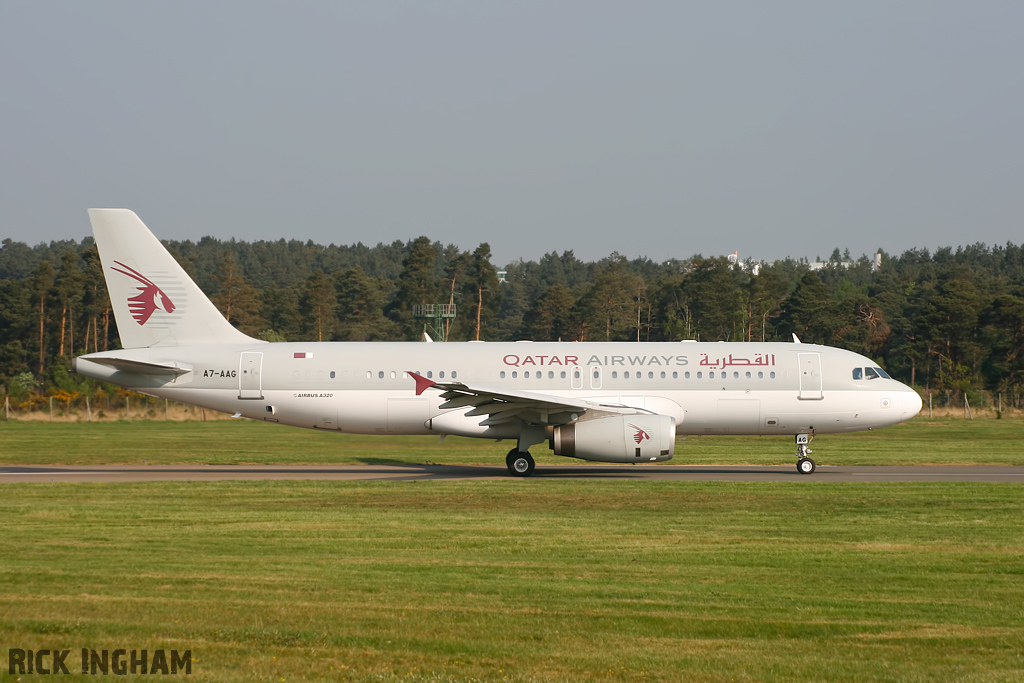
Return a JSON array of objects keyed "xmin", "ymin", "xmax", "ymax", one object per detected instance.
[
  {"xmin": 335, "ymin": 392, "xmax": 388, "ymax": 433},
  {"xmin": 715, "ymin": 398, "xmax": 761, "ymax": 433},
  {"xmin": 386, "ymin": 397, "xmax": 431, "ymax": 435}
]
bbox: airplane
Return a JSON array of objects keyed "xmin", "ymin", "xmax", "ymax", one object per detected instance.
[{"xmin": 72, "ymin": 209, "xmax": 924, "ymax": 477}]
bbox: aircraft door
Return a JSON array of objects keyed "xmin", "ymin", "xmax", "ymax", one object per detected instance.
[
  {"xmin": 571, "ymin": 366, "xmax": 583, "ymax": 390},
  {"xmin": 590, "ymin": 366, "xmax": 602, "ymax": 389},
  {"xmin": 239, "ymin": 352, "xmax": 264, "ymax": 399},
  {"xmin": 798, "ymin": 352, "xmax": 823, "ymax": 400}
]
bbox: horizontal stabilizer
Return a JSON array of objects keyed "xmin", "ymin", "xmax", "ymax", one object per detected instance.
[{"xmin": 80, "ymin": 356, "xmax": 192, "ymax": 376}]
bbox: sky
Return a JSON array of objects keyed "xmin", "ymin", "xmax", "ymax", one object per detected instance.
[{"xmin": 1, "ymin": 1, "xmax": 1022, "ymax": 266}]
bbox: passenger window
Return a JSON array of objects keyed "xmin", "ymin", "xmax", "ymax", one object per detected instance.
[
  {"xmin": 439, "ymin": 371, "xmax": 445, "ymax": 378},
  {"xmin": 624, "ymin": 371, "xmax": 630, "ymax": 379},
  {"xmin": 560, "ymin": 371, "xmax": 566, "ymax": 379},
  {"xmin": 709, "ymin": 371, "xmax": 715, "ymax": 379},
  {"xmin": 524, "ymin": 371, "xmax": 530, "ymax": 378},
  {"xmin": 697, "ymin": 372, "xmax": 703, "ymax": 379},
  {"xmin": 853, "ymin": 368, "xmax": 863, "ymax": 380},
  {"xmin": 865, "ymin": 367, "xmax": 879, "ymax": 380},
  {"xmin": 548, "ymin": 371, "xmax": 554, "ymax": 379},
  {"xmin": 330, "ymin": 371, "xmax": 336, "ymax": 379},
  {"xmin": 672, "ymin": 371, "xmax": 678, "ymax": 379},
  {"xmin": 684, "ymin": 371, "xmax": 690, "ymax": 379},
  {"xmin": 452, "ymin": 371, "xmax": 457, "ymax": 379},
  {"xmin": 500, "ymin": 371, "xmax": 506, "ymax": 379},
  {"xmin": 875, "ymin": 367, "xmax": 891, "ymax": 379},
  {"xmin": 512, "ymin": 371, "xmax": 518, "ymax": 378}
]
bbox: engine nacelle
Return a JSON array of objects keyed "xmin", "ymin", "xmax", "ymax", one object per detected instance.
[{"xmin": 550, "ymin": 414, "xmax": 676, "ymax": 463}]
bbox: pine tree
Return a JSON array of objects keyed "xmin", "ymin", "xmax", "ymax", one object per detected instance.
[
  {"xmin": 464, "ymin": 243, "xmax": 500, "ymax": 341},
  {"xmin": 211, "ymin": 251, "xmax": 263, "ymax": 335},
  {"xmin": 386, "ymin": 237, "xmax": 440, "ymax": 340},
  {"xmin": 54, "ymin": 251, "xmax": 85, "ymax": 358},
  {"xmin": 335, "ymin": 267, "xmax": 398, "ymax": 341},
  {"xmin": 30, "ymin": 261, "xmax": 55, "ymax": 375},
  {"xmin": 521, "ymin": 284, "xmax": 577, "ymax": 341},
  {"xmin": 299, "ymin": 271, "xmax": 337, "ymax": 342}
]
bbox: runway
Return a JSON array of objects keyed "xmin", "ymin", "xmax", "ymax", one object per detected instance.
[{"xmin": 2, "ymin": 464, "xmax": 1023, "ymax": 482}]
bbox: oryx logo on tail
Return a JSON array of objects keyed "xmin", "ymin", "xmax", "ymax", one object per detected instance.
[
  {"xmin": 628, "ymin": 423, "xmax": 651, "ymax": 444},
  {"xmin": 111, "ymin": 260, "xmax": 176, "ymax": 325}
]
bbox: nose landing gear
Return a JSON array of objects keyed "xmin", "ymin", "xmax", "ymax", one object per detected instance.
[{"xmin": 795, "ymin": 433, "xmax": 815, "ymax": 474}]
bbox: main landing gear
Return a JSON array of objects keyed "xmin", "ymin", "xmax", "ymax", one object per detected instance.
[
  {"xmin": 506, "ymin": 449, "xmax": 535, "ymax": 477},
  {"xmin": 506, "ymin": 425, "xmax": 544, "ymax": 477},
  {"xmin": 795, "ymin": 433, "xmax": 815, "ymax": 474}
]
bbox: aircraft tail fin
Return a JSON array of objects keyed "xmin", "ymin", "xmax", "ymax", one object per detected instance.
[{"xmin": 88, "ymin": 208, "xmax": 259, "ymax": 348}]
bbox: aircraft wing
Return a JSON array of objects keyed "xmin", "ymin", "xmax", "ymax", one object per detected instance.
[{"xmin": 409, "ymin": 372, "xmax": 651, "ymax": 427}]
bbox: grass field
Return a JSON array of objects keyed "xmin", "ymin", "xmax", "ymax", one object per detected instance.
[
  {"xmin": 1, "ymin": 416, "xmax": 1022, "ymax": 466},
  {"xmin": 2, "ymin": 419, "xmax": 1023, "ymax": 681},
  {"xmin": 1, "ymin": 480, "xmax": 1022, "ymax": 682}
]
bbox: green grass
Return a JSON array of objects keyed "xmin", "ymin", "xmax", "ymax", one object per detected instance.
[
  {"xmin": 1, "ymin": 417, "xmax": 1022, "ymax": 466},
  {"xmin": 0, "ymin": 480, "xmax": 1022, "ymax": 681}
]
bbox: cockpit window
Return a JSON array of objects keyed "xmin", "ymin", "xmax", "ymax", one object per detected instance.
[
  {"xmin": 852, "ymin": 368, "xmax": 863, "ymax": 380},
  {"xmin": 864, "ymin": 367, "xmax": 879, "ymax": 380},
  {"xmin": 875, "ymin": 367, "xmax": 891, "ymax": 379}
]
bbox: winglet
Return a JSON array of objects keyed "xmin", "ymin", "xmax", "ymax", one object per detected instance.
[
  {"xmin": 409, "ymin": 371, "xmax": 437, "ymax": 396},
  {"xmin": 792, "ymin": 333, "xmax": 802, "ymax": 344}
]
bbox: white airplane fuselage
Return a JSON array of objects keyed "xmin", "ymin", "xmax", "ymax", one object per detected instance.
[
  {"xmin": 73, "ymin": 209, "xmax": 923, "ymax": 476},
  {"xmin": 74, "ymin": 340, "xmax": 921, "ymax": 438}
]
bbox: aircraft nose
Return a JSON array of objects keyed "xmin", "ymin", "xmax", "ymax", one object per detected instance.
[{"xmin": 903, "ymin": 389, "xmax": 923, "ymax": 419}]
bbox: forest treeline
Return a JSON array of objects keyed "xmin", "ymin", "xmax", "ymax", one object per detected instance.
[{"xmin": 1, "ymin": 234, "xmax": 1023, "ymax": 400}]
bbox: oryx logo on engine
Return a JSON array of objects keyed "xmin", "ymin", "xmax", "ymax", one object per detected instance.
[
  {"xmin": 628, "ymin": 424, "xmax": 651, "ymax": 444},
  {"xmin": 111, "ymin": 261, "xmax": 176, "ymax": 325}
]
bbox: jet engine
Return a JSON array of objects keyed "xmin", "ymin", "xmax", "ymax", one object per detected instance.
[{"xmin": 550, "ymin": 414, "xmax": 676, "ymax": 463}]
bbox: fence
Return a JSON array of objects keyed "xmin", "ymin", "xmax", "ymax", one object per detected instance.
[
  {"xmin": 921, "ymin": 390, "xmax": 1024, "ymax": 419},
  {"xmin": 1, "ymin": 392, "xmax": 228, "ymax": 422}
]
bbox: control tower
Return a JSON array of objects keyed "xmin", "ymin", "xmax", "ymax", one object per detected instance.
[{"xmin": 412, "ymin": 303, "xmax": 457, "ymax": 342}]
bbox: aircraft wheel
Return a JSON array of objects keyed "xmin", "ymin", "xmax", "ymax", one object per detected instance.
[
  {"xmin": 506, "ymin": 449, "xmax": 535, "ymax": 477},
  {"xmin": 797, "ymin": 457, "xmax": 816, "ymax": 475}
]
